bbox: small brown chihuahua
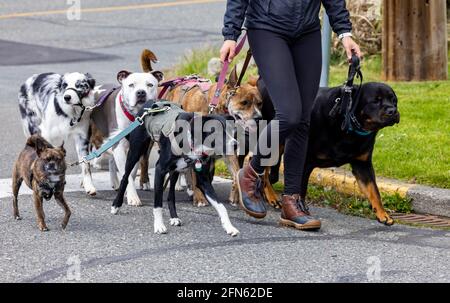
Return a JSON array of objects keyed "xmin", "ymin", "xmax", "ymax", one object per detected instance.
[{"xmin": 12, "ymin": 134, "xmax": 70, "ymax": 231}]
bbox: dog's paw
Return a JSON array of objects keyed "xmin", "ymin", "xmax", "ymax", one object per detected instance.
[
  {"xmin": 377, "ymin": 213, "xmax": 395, "ymax": 226},
  {"xmin": 111, "ymin": 206, "xmax": 120, "ymax": 215},
  {"xmin": 169, "ymin": 218, "xmax": 182, "ymax": 226},
  {"xmin": 228, "ymin": 198, "xmax": 239, "ymax": 207},
  {"xmin": 223, "ymin": 223, "xmax": 240, "ymax": 237},
  {"xmin": 111, "ymin": 182, "xmax": 120, "ymax": 191},
  {"xmin": 127, "ymin": 194, "xmax": 143, "ymax": 207},
  {"xmin": 83, "ymin": 183, "xmax": 97, "ymax": 196},
  {"xmin": 140, "ymin": 182, "xmax": 152, "ymax": 191},
  {"xmin": 153, "ymin": 208, "xmax": 167, "ymax": 234},
  {"xmin": 186, "ymin": 188, "xmax": 194, "ymax": 197},
  {"xmin": 39, "ymin": 225, "xmax": 49, "ymax": 232},
  {"xmin": 195, "ymin": 200, "xmax": 208, "ymax": 207},
  {"xmin": 14, "ymin": 215, "xmax": 22, "ymax": 221},
  {"xmin": 154, "ymin": 222, "xmax": 168, "ymax": 234},
  {"xmin": 175, "ymin": 183, "xmax": 186, "ymax": 192}
]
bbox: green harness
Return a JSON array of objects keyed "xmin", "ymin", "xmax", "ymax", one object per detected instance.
[{"xmin": 71, "ymin": 101, "xmax": 178, "ymax": 166}]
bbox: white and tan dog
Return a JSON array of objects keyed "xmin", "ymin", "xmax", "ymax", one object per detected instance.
[
  {"xmin": 18, "ymin": 72, "xmax": 97, "ymax": 196},
  {"xmin": 91, "ymin": 55, "xmax": 163, "ymax": 206}
]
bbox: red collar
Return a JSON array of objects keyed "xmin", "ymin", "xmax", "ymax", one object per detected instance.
[{"xmin": 119, "ymin": 94, "xmax": 135, "ymax": 122}]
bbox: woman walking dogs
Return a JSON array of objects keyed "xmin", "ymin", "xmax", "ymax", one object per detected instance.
[{"xmin": 221, "ymin": 1, "xmax": 362, "ymax": 230}]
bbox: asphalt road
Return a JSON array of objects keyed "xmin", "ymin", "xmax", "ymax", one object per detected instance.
[{"xmin": 0, "ymin": 0, "xmax": 449, "ymax": 283}]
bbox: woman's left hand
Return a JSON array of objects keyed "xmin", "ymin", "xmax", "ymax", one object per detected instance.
[{"xmin": 341, "ymin": 36, "xmax": 362, "ymax": 61}]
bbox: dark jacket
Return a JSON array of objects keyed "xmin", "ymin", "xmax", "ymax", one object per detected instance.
[{"xmin": 222, "ymin": 0, "xmax": 352, "ymax": 41}]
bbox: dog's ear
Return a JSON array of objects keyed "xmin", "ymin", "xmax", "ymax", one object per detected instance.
[
  {"xmin": 117, "ymin": 70, "xmax": 132, "ymax": 84},
  {"xmin": 151, "ymin": 70, "xmax": 164, "ymax": 82},
  {"xmin": 26, "ymin": 135, "xmax": 52, "ymax": 155},
  {"xmin": 85, "ymin": 73, "xmax": 96, "ymax": 89},
  {"xmin": 59, "ymin": 142, "xmax": 66, "ymax": 156},
  {"xmin": 227, "ymin": 65, "xmax": 238, "ymax": 88},
  {"xmin": 247, "ymin": 75, "xmax": 258, "ymax": 87}
]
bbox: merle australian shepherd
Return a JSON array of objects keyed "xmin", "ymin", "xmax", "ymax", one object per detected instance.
[{"xmin": 18, "ymin": 72, "xmax": 97, "ymax": 196}]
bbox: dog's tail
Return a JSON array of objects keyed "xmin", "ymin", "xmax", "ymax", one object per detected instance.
[
  {"xmin": 26, "ymin": 134, "xmax": 53, "ymax": 150},
  {"xmin": 141, "ymin": 49, "xmax": 158, "ymax": 72}
]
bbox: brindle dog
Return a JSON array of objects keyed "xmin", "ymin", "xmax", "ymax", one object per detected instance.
[
  {"xmin": 140, "ymin": 49, "xmax": 263, "ymax": 206},
  {"xmin": 12, "ymin": 135, "xmax": 70, "ymax": 231}
]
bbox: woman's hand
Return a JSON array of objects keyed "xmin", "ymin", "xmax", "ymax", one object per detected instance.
[
  {"xmin": 220, "ymin": 40, "xmax": 237, "ymax": 63},
  {"xmin": 341, "ymin": 36, "xmax": 362, "ymax": 61}
]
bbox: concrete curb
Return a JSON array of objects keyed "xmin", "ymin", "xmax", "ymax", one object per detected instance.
[{"xmin": 309, "ymin": 168, "xmax": 450, "ymax": 217}]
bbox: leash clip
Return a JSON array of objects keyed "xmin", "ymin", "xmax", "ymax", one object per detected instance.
[
  {"xmin": 208, "ymin": 104, "xmax": 216, "ymax": 114},
  {"xmin": 70, "ymin": 157, "xmax": 87, "ymax": 167}
]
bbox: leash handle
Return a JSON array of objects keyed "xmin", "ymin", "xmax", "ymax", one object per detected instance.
[{"xmin": 209, "ymin": 32, "xmax": 248, "ymax": 113}]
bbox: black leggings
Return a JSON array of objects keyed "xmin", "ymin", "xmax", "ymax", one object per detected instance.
[{"xmin": 248, "ymin": 29, "xmax": 322, "ymax": 195}]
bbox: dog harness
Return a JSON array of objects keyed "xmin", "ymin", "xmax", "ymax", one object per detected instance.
[
  {"xmin": 71, "ymin": 101, "xmax": 171, "ymax": 166},
  {"xmin": 143, "ymin": 101, "xmax": 185, "ymax": 141},
  {"xmin": 328, "ymin": 53, "xmax": 372, "ymax": 136},
  {"xmin": 158, "ymin": 75, "xmax": 212, "ymax": 100}
]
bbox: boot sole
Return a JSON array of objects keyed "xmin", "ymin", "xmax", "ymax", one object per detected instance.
[
  {"xmin": 279, "ymin": 218, "xmax": 321, "ymax": 230},
  {"xmin": 236, "ymin": 169, "xmax": 266, "ymax": 219}
]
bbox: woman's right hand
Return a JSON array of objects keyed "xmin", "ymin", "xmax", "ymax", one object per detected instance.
[{"xmin": 220, "ymin": 40, "xmax": 237, "ymax": 63}]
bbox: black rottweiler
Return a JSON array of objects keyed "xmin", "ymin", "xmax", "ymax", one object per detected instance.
[{"xmin": 258, "ymin": 80, "xmax": 400, "ymax": 226}]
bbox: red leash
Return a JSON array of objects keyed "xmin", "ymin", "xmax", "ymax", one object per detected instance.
[{"xmin": 209, "ymin": 33, "xmax": 248, "ymax": 114}]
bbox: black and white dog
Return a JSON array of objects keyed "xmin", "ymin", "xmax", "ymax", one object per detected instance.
[
  {"xmin": 111, "ymin": 101, "xmax": 240, "ymax": 236},
  {"xmin": 18, "ymin": 72, "xmax": 97, "ymax": 195}
]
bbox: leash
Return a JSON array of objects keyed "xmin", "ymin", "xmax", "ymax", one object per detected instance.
[
  {"xmin": 223, "ymin": 48, "xmax": 253, "ymax": 114},
  {"xmin": 70, "ymin": 104, "xmax": 171, "ymax": 166},
  {"xmin": 67, "ymin": 86, "xmax": 120, "ymax": 127},
  {"xmin": 86, "ymin": 86, "xmax": 120, "ymax": 111},
  {"xmin": 158, "ymin": 75, "xmax": 210, "ymax": 100},
  {"xmin": 209, "ymin": 32, "xmax": 248, "ymax": 114},
  {"xmin": 236, "ymin": 48, "xmax": 253, "ymax": 88},
  {"xmin": 329, "ymin": 53, "xmax": 371, "ymax": 136}
]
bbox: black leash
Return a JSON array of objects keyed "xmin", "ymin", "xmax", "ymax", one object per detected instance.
[
  {"xmin": 66, "ymin": 88, "xmax": 87, "ymax": 127},
  {"xmin": 236, "ymin": 49, "xmax": 253, "ymax": 88},
  {"xmin": 329, "ymin": 53, "xmax": 370, "ymax": 136}
]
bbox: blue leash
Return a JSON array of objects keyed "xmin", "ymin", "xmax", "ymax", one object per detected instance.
[{"xmin": 70, "ymin": 105, "xmax": 170, "ymax": 167}]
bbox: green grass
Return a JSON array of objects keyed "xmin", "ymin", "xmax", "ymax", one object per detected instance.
[
  {"xmin": 172, "ymin": 47, "xmax": 450, "ymax": 189},
  {"xmin": 273, "ymin": 179, "xmax": 412, "ymax": 217}
]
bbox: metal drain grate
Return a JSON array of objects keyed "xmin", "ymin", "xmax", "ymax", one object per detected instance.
[{"xmin": 392, "ymin": 213, "xmax": 450, "ymax": 228}]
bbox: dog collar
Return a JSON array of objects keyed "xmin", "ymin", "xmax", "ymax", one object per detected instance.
[{"xmin": 119, "ymin": 94, "xmax": 136, "ymax": 122}]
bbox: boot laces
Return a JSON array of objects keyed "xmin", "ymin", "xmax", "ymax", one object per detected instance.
[
  {"xmin": 296, "ymin": 199, "xmax": 309, "ymax": 214},
  {"xmin": 249, "ymin": 176, "xmax": 264, "ymax": 200}
]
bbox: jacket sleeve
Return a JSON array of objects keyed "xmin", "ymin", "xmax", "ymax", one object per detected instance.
[
  {"xmin": 222, "ymin": 0, "xmax": 249, "ymax": 41},
  {"xmin": 321, "ymin": 0, "xmax": 352, "ymax": 36}
]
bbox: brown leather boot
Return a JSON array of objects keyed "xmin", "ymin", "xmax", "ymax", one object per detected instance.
[
  {"xmin": 236, "ymin": 163, "xmax": 267, "ymax": 219},
  {"xmin": 280, "ymin": 194, "xmax": 321, "ymax": 230}
]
